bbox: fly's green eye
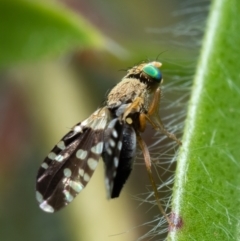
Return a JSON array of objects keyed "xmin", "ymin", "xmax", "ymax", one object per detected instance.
[{"xmin": 143, "ymin": 64, "xmax": 162, "ymax": 82}]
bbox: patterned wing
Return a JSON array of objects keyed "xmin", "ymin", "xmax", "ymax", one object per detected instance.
[
  {"xmin": 36, "ymin": 108, "xmax": 110, "ymax": 213},
  {"xmin": 102, "ymin": 119, "xmax": 136, "ymax": 198}
]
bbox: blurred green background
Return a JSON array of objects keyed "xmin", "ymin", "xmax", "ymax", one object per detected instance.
[{"xmin": 0, "ymin": 0, "xmax": 208, "ymax": 240}]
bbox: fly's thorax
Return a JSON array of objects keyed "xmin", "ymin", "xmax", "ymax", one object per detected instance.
[
  {"xmin": 107, "ymin": 61, "xmax": 163, "ymax": 109},
  {"xmin": 107, "ymin": 78, "xmax": 148, "ymax": 108}
]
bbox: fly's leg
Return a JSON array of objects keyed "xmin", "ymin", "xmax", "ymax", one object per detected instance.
[
  {"xmin": 146, "ymin": 87, "xmax": 182, "ymax": 145},
  {"xmin": 122, "ymin": 97, "xmax": 143, "ymax": 118},
  {"xmin": 136, "ymin": 132, "xmax": 172, "ymax": 225},
  {"xmin": 121, "ymin": 88, "xmax": 181, "ymax": 144}
]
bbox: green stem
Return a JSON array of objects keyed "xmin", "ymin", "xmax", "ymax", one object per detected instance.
[{"xmin": 169, "ymin": 0, "xmax": 240, "ymax": 240}]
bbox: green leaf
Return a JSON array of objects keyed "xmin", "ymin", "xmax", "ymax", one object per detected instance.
[
  {"xmin": 169, "ymin": 0, "xmax": 240, "ymax": 240},
  {"xmin": 0, "ymin": 0, "xmax": 105, "ymax": 67}
]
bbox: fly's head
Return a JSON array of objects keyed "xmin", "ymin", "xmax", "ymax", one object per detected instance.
[{"xmin": 125, "ymin": 61, "xmax": 163, "ymax": 91}]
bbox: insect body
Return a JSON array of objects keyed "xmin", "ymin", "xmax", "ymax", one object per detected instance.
[{"xmin": 36, "ymin": 61, "xmax": 181, "ymax": 214}]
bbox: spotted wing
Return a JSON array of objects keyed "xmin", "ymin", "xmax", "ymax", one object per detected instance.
[
  {"xmin": 102, "ymin": 119, "xmax": 136, "ymax": 198},
  {"xmin": 36, "ymin": 108, "xmax": 110, "ymax": 213}
]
